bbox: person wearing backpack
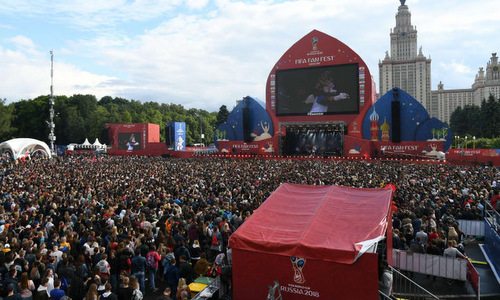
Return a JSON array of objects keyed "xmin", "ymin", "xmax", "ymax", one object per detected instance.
[
  {"xmin": 146, "ymin": 245, "xmax": 161, "ymax": 293},
  {"xmin": 209, "ymin": 226, "xmax": 222, "ymax": 261}
]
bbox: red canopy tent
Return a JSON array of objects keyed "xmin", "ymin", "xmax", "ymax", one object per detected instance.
[{"xmin": 229, "ymin": 183, "xmax": 393, "ymax": 299}]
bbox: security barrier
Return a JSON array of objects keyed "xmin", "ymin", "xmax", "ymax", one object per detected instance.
[
  {"xmin": 390, "ymin": 266, "xmax": 439, "ymax": 300},
  {"xmin": 392, "ymin": 250, "xmax": 468, "ymax": 281},
  {"xmin": 457, "ymin": 219, "xmax": 485, "ymax": 237}
]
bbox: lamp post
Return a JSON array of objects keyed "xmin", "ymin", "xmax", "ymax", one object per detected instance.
[
  {"xmin": 457, "ymin": 136, "xmax": 460, "ymax": 149},
  {"xmin": 473, "ymin": 136, "xmax": 476, "ymax": 149},
  {"xmin": 465, "ymin": 136, "xmax": 468, "ymax": 149},
  {"xmin": 454, "ymin": 136, "xmax": 457, "ymax": 148},
  {"xmin": 199, "ymin": 115, "xmax": 203, "ymax": 151},
  {"xmin": 48, "ymin": 51, "xmax": 56, "ymax": 155}
]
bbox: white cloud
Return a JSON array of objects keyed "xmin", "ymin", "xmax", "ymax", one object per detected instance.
[
  {"xmin": 1, "ymin": 0, "xmax": 499, "ymax": 110},
  {"xmin": 448, "ymin": 61, "xmax": 472, "ymax": 74},
  {"xmin": 185, "ymin": 0, "xmax": 210, "ymax": 10},
  {"xmin": 7, "ymin": 35, "xmax": 36, "ymax": 50},
  {"xmin": 83, "ymin": 0, "xmax": 395, "ymax": 110},
  {"xmin": 0, "ymin": 45, "xmax": 119, "ymax": 102},
  {"xmin": 0, "ymin": 0, "xmax": 182, "ymax": 30}
]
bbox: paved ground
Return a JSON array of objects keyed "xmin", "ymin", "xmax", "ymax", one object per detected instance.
[{"xmin": 143, "ymin": 277, "xmax": 171, "ymax": 300}]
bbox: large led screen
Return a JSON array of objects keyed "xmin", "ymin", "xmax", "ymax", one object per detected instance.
[
  {"xmin": 118, "ymin": 132, "xmax": 141, "ymax": 150},
  {"xmin": 276, "ymin": 64, "xmax": 359, "ymax": 116}
]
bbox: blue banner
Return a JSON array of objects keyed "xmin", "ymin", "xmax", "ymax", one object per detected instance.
[
  {"xmin": 173, "ymin": 122, "xmax": 186, "ymax": 151},
  {"xmin": 484, "ymin": 219, "xmax": 500, "ymax": 280}
]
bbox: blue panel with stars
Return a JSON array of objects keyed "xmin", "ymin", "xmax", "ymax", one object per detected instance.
[
  {"xmin": 214, "ymin": 96, "xmax": 274, "ymax": 144},
  {"xmin": 362, "ymin": 87, "xmax": 452, "ymax": 151}
]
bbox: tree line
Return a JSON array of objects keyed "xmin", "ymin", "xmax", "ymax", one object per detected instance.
[
  {"xmin": 449, "ymin": 94, "xmax": 500, "ymax": 149},
  {"xmin": 0, "ymin": 94, "xmax": 231, "ymax": 147},
  {"xmin": 1, "ymin": 93, "xmax": 499, "ymax": 149}
]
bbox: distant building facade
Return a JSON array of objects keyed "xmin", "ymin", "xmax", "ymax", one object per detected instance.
[
  {"xmin": 433, "ymin": 53, "xmax": 500, "ymax": 124},
  {"xmin": 378, "ymin": 0, "xmax": 432, "ymax": 112},
  {"xmin": 380, "ymin": 1, "xmax": 500, "ymax": 125}
]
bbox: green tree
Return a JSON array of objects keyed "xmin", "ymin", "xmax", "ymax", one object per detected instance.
[
  {"xmin": 450, "ymin": 106, "xmax": 466, "ymax": 136},
  {"xmin": 54, "ymin": 95, "xmax": 71, "ymax": 144},
  {"xmin": 88, "ymin": 106, "xmax": 110, "ymax": 141},
  {"xmin": 450, "ymin": 104, "xmax": 481, "ymax": 137},
  {"xmin": 66, "ymin": 106, "xmax": 86, "ymax": 143},
  {"xmin": 5, "ymin": 93, "xmax": 221, "ymax": 147},
  {"xmin": 480, "ymin": 94, "xmax": 500, "ymax": 138},
  {"xmin": 216, "ymin": 105, "xmax": 230, "ymax": 128},
  {"xmin": 11, "ymin": 97, "xmax": 50, "ymax": 141},
  {"xmin": 107, "ymin": 103, "xmax": 122, "ymax": 124},
  {"xmin": 147, "ymin": 108, "xmax": 163, "ymax": 126},
  {"xmin": 0, "ymin": 99, "xmax": 15, "ymax": 141},
  {"xmin": 120, "ymin": 110, "xmax": 132, "ymax": 123}
]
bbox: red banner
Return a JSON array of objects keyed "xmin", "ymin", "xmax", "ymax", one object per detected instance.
[
  {"xmin": 466, "ymin": 260, "xmax": 480, "ymax": 297},
  {"xmin": 218, "ymin": 138, "xmax": 279, "ymax": 155},
  {"xmin": 232, "ymin": 249, "xmax": 379, "ymax": 300},
  {"xmin": 447, "ymin": 149, "xmax": 500, "ymax": 166}
]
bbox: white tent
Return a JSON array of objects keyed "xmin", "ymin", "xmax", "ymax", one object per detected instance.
[
  {"xmin": 0, "ymin": 138, "xmax": 52, "ymax": 159},
  {"xmin": 82, "ymin": 138, "xmax": 91, "ymax": 146},
  {"xmin": 92, "ymin": 138, "xmax": 102, "ymax": 147}
]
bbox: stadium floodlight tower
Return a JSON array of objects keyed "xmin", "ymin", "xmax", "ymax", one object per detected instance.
[{"xmin": 48, "ymin": 50, "xmax": 56, "ymax": 155}]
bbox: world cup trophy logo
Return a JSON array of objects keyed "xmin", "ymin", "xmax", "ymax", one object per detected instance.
[
  {"xmin": 290, "ymin": 256, "xmax": 306, "ymax": 284},
  {"xmin": 311, "ymin": 37, "xmax": 318, "ymax": 51}
]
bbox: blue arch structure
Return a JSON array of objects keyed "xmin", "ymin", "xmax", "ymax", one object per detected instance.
[
  {"xmin": 362, "ymin": 88, "xmax": 452, "ymax": 151},
  {"xmin": 214, "ymin": 96, "xmax": 274, "ymax": 147}
]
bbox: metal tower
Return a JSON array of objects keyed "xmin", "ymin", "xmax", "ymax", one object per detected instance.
[{"xmin": 48, "ymin": 51, "xmax": 56, "ymax": 155}]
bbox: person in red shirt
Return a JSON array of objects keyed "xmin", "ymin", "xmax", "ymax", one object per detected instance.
[
  {"xmin": 147, "ymin": 245, "xmax": 162, "ymax": 292},
  {"xmin": 428, "ymin": 227, "xmax": 439, "ymax": 244},
  {"xmin": 491, "ymin": 190, "xmax": 500, "ymax": 211}
]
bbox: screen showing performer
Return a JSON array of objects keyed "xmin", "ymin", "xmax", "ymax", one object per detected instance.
[
  {"xmin": 276, "ymin": 64, "xmax": 359, "ymax": 116},
  {"xmin": 118, "ymin": 132, "xmax": 141, "ymax": 150}
]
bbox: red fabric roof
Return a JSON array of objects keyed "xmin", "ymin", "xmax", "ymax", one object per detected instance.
[{"xmin": 229, "ymin": 183, "xmax": 393, "ymax": 264}]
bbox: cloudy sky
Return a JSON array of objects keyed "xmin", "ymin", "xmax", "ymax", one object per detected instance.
[{"xmin": 1, "ymin": 0, "xmax": 498, "ymax": 112}]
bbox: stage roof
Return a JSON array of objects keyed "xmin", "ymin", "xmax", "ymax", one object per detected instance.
[{"xmin": 229, "ymin": 183, "xmax": 393, "ymax": 264}]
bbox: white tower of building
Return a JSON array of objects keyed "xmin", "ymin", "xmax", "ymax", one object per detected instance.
[{"xmin": 379, "ymin": 0, "xmax": 432, "ymax": 111}]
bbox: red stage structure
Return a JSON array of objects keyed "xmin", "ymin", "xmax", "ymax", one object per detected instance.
[
  {"xmin": 213, "ymin": 29, "xmax": 456, "ymax": 160},
  {"xmin": 266, "ymin": 30, "xmax": 376, "ymax": 140},
  {"xmin": 100, "ymin": 31, "xmax": 500, "ymax": 165},
  {"xmin": 229, "ymin": 183, "xmax": 393, "ymax": 299},
  {"xmin": 106, "ymin": 123, "xmax": 167, "ymax": 156}
]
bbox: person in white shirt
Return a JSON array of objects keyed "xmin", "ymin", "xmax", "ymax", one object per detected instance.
[
  {"xmin": 415, "ymin": 228, "xmax": 428, "ymax": 246},
  {"xmin": 443, "ymin": 241, "xmax": 466, "ymax": 259},
  {"xmin": 50, "ymin": 245, "xmax": 63, "ymax": 267}
]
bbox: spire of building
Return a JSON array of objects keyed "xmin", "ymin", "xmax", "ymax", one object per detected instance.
[
  {"xmin": 379, "ymin": 1, "xmax": 432, "ymax": 112},
  {"xmin": 392, "ymin": 1, "xmax": 417, "ymax": 59}
]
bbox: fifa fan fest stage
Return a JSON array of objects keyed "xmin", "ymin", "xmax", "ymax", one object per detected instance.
[
  {"xmin": 213, "ymin": 29, "xmax": 453, "ymax": 160},
  {"xmin": 104, "ymin": 29, "xmax": 499, "ymax": 165}
]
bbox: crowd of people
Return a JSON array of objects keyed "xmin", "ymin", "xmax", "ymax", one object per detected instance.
[{"xmin": 0, "ymin": 154, "xmax": 498, "ymax": 300}]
